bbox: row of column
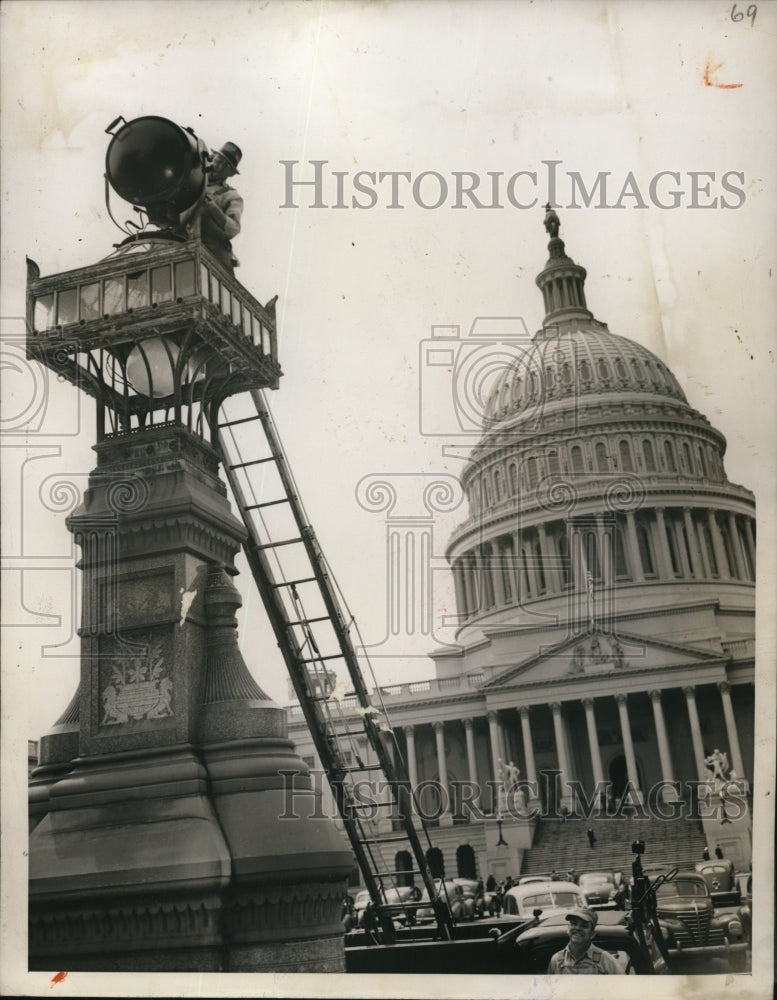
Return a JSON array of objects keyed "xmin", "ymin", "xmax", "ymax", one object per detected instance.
[
  {"xmin": 451, "ymin": 507, "xmax": 755, "ymax": 620},
  {"xmin": 400, "ymin": 680, "xmax": 747, "ymax": 814}
]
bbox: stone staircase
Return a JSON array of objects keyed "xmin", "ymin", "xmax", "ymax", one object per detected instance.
[{"xmin": 520, "ymin": 814, "xmax": 707, "ymax": 878}]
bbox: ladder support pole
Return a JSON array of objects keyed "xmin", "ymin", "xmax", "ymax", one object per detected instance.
[{"xmin": 216, "ymin": 392, "xmax": 454, "ymax": 943}]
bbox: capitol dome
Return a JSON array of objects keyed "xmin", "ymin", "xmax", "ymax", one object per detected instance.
[
  {"xmin": 289, "ymin": 209, "xmax": 756, "ymax": 890},
  {"xmin": 446, "ymin": 210, "xmax": 755, "ymax": 639},
  {"xmin": 483, "ymin": 324, "xmax": 688, "ymax": 430}
]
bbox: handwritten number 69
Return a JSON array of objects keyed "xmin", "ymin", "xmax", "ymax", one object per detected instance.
[{"xmin": 731, "ymin": 3, "xmax": 757, "ymax": 24}]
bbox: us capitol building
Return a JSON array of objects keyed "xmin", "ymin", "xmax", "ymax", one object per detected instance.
[{"xmin": 287, "ymin": 211, "xmax": 755, "ymax": 885}]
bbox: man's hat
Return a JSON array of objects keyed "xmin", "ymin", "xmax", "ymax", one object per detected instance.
[
  {"xmin": 565, "ymin": 908, "xmax": 598, "ymax": 928},
  {"xmin": 216, "ymin": 142, "xmax": 242, "ymax": 174}
]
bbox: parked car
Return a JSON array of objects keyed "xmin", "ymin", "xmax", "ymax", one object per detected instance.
[
  {"xmin": 578, "ymin": 871, "xmax": 622, "ymax": 909},
  {"xmin": 352, "ymin": 884, "xmax": 422, "ymax": 928},
  {"xmin": 510, "ymin": 909, "xmax": 670, "ymax": 974},
  {"xmin": 695, "ymin": 859, "xmax": 742, "ymax": 907},
  {"xmin": 502, "ymin": 880, "xmax": 585, "ymax": 920},
  {"xmin": 453, "ymin": 878, "xmax": 482, "ymax": 919},
  {"xmin": 653, "ymin": 871, "xmax": 748, "ymax": 972},
  {"xmin": 415, "ymin": 879, "xmax": 474, "ymax": 923}
]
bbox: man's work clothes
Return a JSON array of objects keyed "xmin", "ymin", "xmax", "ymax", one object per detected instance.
[
  {"xmin": 547, "ymin": 943, "xmax": 620, "ymax": 975},
  {"xmin": 200, "ymin": 182, "xmax": 243, "ymax": 272}
]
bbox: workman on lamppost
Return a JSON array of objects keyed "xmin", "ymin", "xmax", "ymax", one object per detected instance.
[{"xmin": 199, "ymin": 141, "xmax": 244, "ymax": 273}]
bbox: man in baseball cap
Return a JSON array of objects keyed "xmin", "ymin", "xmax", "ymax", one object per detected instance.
[{"xmin": 547, "ymin": 908, "xmax": 620, "ymax": 975}]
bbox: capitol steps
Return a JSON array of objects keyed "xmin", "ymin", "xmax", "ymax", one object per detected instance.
[{"xmin": 520, "ymin": 814, "xmax": 707, "ymax": 878}]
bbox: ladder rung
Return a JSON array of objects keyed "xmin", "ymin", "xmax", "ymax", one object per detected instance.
[
  {"xmin": 228, "ymin": 456, "xmax": 277, "ymax": 470},
  {"xmin": 221, "ymin": 415, "xmax": 261, "ymax": 428},
  {"xmin": 345, "ymin": 763, "xmax": 384, "ymax": 773},
  {"xmin": 243, "ymin": 497, "xmax": 289, "ymax": 511},
  {"xmin": 347, "ymin": 800, "xmax": 397, "ymax": 810},
  {"xmin": 254, "ymin": 537, "xmax": 303, "ymax": 551},
  {"xmin": 301, "ymin": 653, "xmax": 342, "ymax": 663},
  {"xmin": 286, "ymin": 615, "xmax": 330, "ymax": 627},
  {"xmin": 271, "ymin": 576, "xmax": 316, "ymax": 588}
]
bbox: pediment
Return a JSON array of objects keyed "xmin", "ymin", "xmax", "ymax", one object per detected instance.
[{"xmin": 482, "ymin": 628, "xmax": 723, "ymax": 689}]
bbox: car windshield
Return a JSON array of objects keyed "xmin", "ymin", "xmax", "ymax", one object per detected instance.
[
  {"xmin": 522, "ymin": 891, "xmax": 581, "ymax": 910},
  {"xmin": 656, "ymin": 879, "xmax": 708, "ymax": 898}
]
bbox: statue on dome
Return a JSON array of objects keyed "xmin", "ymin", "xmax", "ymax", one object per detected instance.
[{"xmin": 543, "ymin": 202, "xmax": 560, "ymax": 238}]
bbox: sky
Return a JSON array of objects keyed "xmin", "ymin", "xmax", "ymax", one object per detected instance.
[{"xmin": 1, "ymin": 2, "xmax": 776, "ymax": 998}]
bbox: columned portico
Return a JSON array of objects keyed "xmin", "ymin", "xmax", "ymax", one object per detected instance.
[
  {"xmin": 463, "ymin": 554, "xmax": 478, "ymax": 615},
  {"xmin": 708, "ymin": 510, "xmax": 729, "ymax": 579},
  {"xmin": 492, "ymin": 544, "xmax": 507, "ymax": 606},
  {"xmin": 550, "ymin": 702, "xmax": 573, "ymax": 810},
  {"xmin": 683, "ymin": 507, "xmax": 704, "ymax": 577},
  {"xmin": 463, "ymin": 717, "xmax": 480, "ymax": 809},
  {"xmin": 582, "ymin": 698, "xmax": 605, "ymax": 797},
  {"xmin": 519, "ymin": 706, "xmax": 538, "ymax": 792},
  {"xmin": 434, "ymin": 721, "xmax": 451, "ymax": 823},
  {"xmin": 615, "ymin": 694, "xmax": 643, "ymax": 803},
  {"xmin": 404, "ymin": 724, "xmax": 419, "ymax": 811},
  {"xmin": 624, "ymin": 511, "xmax": 645, "ymax": 582},
  {"xmin": 743, "ymin": 518, "xmax": 756, "ymax": 573},
  {"xmin": 487, "ymin": 711, "xmax": 501, "ymax": 798},
  {"xmin": 673, "ymin": 517, "xmax": 692, "ymax": 578},
  {"xmin": 537, "ymin": 523, "xmax": 561, "ymax": 593},
  {"xmin": 728, "ymin": 512, "xmax": 747, "ymax": 579},
  {"xmin": 683, "ymin": 685, "xmax": 708, "ymax": 780},
  {"xmin": 695, "ymin": 516, "xmax": 713, "ymax": 577},
  {"xmin": 453, "ymin": 564, "xmax": 468, "ymax": 621},
  {"xmin": 718, "ymin": 682, "xmax": 746, "ymax": 782},
  {"xmin": 654, "ymin": 507, "xmax": 674, "ymax": 579},
  {"xmin": 649, "ymin": 689, "xmax": 679, "ymax": 801}
]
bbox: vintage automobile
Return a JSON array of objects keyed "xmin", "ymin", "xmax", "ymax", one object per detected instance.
[
  {"xmin": 578, "ymin": 871, "xmax": 622, "ymax": 909},
  {"xmin": 415, "ymin": 879, "xmax": 476, "ymax": 923},
  {"xmin": 510, "ymin": 909, "xmax": 671, "ymax": 975},
  {"xmin": 452, "ymin": 878, "xmax": 481, "ymax": 919},
  {"xmin": 695, "ymin": 859, "xmax": 742, "ymax": 907},
  {"xmin": 653, "ymin": 871, "xmax": 748, "ymax": 972},
  {"xmin": 353, "ymin": 884, "xmax": 422, "ymax": 928},
  {"xmin": 502, "ymin": 880, "xmax": 585, "ymax": 920},
  {"xmin": 346, "ymin": 909, "xmax": 665, "ymax": 975}
]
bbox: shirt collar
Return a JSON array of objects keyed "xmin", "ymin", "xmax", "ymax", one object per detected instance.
[{"xmin": 563, "ymin": 942, "xmax": 596, "ymax": 964}]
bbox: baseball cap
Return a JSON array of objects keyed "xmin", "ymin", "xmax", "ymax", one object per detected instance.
[{"xmin": 565, "ymin": 907, "xmax": 598, "ymax": 928}]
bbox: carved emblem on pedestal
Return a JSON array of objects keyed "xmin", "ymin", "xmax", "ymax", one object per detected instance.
[{"xmin": 101, "ymin": 638, "xmax": 174, "ymax": 724}]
